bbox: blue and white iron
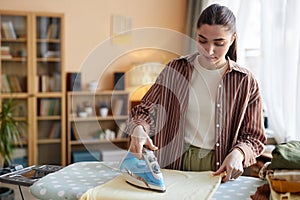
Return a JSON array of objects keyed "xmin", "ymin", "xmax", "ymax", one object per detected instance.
[{"xmin": 119, "ymin": 148, "xmax": 166, "ymax": 192}]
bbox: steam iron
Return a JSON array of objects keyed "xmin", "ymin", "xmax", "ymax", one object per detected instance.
[{"xmin": 119, "ymin": 148, "xmax": 166, "ymax": 192}]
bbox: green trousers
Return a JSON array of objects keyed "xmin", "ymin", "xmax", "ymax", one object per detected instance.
[{"xmin": 182, "ymin": 144, "xmax": 216, "ymax": 171}]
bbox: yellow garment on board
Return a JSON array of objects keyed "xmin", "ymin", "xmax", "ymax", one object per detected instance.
[{"xmin": 80, "ymin": 169, "xmax": 221, "ymax": 200}]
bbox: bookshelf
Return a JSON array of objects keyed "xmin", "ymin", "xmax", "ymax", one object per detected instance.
[
  {"xmin": 67, "ymin": 90, "xmax": 129, "ymax": 164},
  {"xmin": 0, "ymin": 11, "xmax": 31, "ymax": 167},
  {"xmin": 0, "ymin": 10, "xmax": 65, "ymax": 166}
]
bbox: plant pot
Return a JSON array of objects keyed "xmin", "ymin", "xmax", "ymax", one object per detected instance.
[
  {"xmin": 0, "ymin": 187, "xmax": 14, "ymax": 200},
  {"xmin": 99, "ymin": 107, "xmax": 109, "ymax": 117}
]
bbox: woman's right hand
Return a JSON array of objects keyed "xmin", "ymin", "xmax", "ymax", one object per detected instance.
[{"xmin": 129, "ymin": 125, "xmax": 158, "ymax": 159}]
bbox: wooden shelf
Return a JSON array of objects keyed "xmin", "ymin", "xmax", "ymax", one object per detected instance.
[
  {"xmin": 0, "ymin": 93, "xmax": 28, "ymax": 98},
  {"xmin": 37, "ymin": 116, "xmax": 61, "ymax": 120},
  {"xmin": 70, "ymin": 138, "xmax": 129, "ymax": 145},
  {"xmin": 70, "ymin": 115, "xmax": 128, "ymax": 121},
  {"xmin": 37, "ymin": 38, "xmax": 60, "ymax": 43},
  {"xmin": 36, "ymin": 92, "xmax": 63, "ymax": 97},
  {"xmin": 38, "ymin": 139, "xmax": 61, "ymax": 144},
  {"xmin": 67, "ymin": 90, "xmax": 129, "ymax": 164},
  {"xmin": 1, "ymin": 38, "xmax": 27, "ymax": 42},
  {"xmin": 1, "ymin": 57, "xmax": 27, "ymax": 62},
  {"xmin": 36, "ymin": 57, "xmax": 61, "ymax": 62},
  {"xmin": 69, "ymin": 90, "xmax": 129, "ymax": 95},
  {"xmin": 0, "ymin": 10, "xmax": 65, "ymax": 166}
]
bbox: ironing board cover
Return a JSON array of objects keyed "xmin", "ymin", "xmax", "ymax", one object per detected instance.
[
  {"xmin": 29, "ymin": 161, "xmax": 264, "ymax": 200},
  {"xmin": 30, "ymin": 162, "xmax": 119, "ymax": 200},
  {"xmin": 80, "ymin": 169, "xmax": 221, "ymax": 200}
]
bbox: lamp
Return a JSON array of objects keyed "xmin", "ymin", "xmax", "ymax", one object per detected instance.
[{"xmin": 126, "ymin": 62, "xmax": 164, "ymax": 103}]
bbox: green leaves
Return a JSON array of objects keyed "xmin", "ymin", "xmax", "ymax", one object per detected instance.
[{"xmin": 0, "ymin": 98, "xmax": 23, "ymax": 165}]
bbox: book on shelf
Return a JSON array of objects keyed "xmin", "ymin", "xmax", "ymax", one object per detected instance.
[
  {"xmin": 39, "ymin": 74, "xmax": 61, "ymax": 92},
  {"xmin": 39, "ymin": 99, "xmax": 61, "ymax": 116},
  {"xmin": 38, "ymin": 17, "xmax": 49, "ymax": 39},
  {"xmin": 112, "ymin": 99, "xmax": 124, "ymax": 116},
  {"xmin": 48, "ymin": 99, "xmax": 60, "ymax": 115},
  {"xmin": 1, "ymin": 74, "xmax": 23, "ymax": 93},
  {"xmin": 1, "ymin": 46, "xmax": 12, "ymax": 59},
  {"xmin": 42, "ymin": 50, "xmax": 60, "ymax": 58},
  {"xmin": 1, "ymin": 54, "xmax": 13, "ymax": 59},
  {"xmin": 1, "ymin": 74, "xmax": 11, "ymax": 93},
  {"xmin": 47, "ymin": 23, "xmax": 59, "ymax": 39},
  {"xmin": 1, "ymin": 46, "xmax": 10, "ymax": 54},
  {"xmin": 40, "ymin": 75, "xmax": 50, "ymax": 92},
  {"xmin": 67, "ymin": 72, "xmax": 81, "ymax": 91},
  {"xmin": 33, "ymin": 75, "xmax": 38, "ymax": 92},
  {"xmin": 49, "ymin": 73, "xmax": 61, "ymax": 92},
  {"xmin": 1, "ymin": 21, "xmax": 17, "ymax": 39},
  {"xmin": 49, "ymin": 122, "xmax": 61, "ymax": 138},
  {"xmin": 9, "ymin": 75, "xmax": 22, "ymax": 92},
  {"xmin": 71, "ymin": 123, "xmax": 80, "ymax": 140},
  {"xmin": 39, "ymin": 99, "xmax": 50, "ymax": 116}
]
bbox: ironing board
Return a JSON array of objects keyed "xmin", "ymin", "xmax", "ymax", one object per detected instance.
[{"xmin": 29, "ymin": 162, "xmax": 265, "ymax": 200}]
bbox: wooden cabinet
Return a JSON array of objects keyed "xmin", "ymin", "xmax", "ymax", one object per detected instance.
[
  {"xmin": 67, "ymin": 91, "xmax": 129, "ymax": 164},
  {"xmin": 0, "ymin": 10, "xmax": 65, "ymax": 166},
  {"xmin": 33, "ymin": 13, "xmax": 66, "ymax": 166},
  {"xmin": 0, "ymin": 11, "xmax": 31, "ymax": 167}
]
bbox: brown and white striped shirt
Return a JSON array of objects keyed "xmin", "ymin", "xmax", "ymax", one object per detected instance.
[{"xmin": 126, "ymin": 52, "xmax": 266, "ymax": 170}]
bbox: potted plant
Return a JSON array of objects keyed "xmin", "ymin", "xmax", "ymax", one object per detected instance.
[{"xmin": 0, "ymin": 98, "xmax": 24, "ymax": 168}]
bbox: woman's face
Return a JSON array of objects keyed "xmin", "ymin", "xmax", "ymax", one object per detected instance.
[{"xmin": 196, "ymin": 24, "xmax": 235, "ymax": 68}]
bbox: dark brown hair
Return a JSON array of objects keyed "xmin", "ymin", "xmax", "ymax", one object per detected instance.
[{"xmin": 197, "ymin": 4, "xmax": 237, "ymax": 61}]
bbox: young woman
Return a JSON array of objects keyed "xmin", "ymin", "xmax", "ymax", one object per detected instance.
[{"xmin": 125, "ymin": 4, "xmax": 266, "ymax": 182}]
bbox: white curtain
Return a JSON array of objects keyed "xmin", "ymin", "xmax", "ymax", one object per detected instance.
[
  {"xmin": 260, "ymin": 0, "xmax": 300, "ymax": 142},
  {"xmin": 185, "ymin": 0, "xmax": 300, "ymax": 142}
]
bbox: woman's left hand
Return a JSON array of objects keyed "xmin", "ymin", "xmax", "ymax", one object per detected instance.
[{"xmin": 213, "ymin": 148, "xmax": 244, "ymax": 182}]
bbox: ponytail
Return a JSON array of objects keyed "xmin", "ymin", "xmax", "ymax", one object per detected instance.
[{"xmin": 226, "ymin": 37, "xmax": 237, "ymax": 62}]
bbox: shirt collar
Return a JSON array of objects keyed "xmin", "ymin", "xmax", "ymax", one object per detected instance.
[
  {"xmin": 227, "ymin": 57, "xmax": 250, "ymax": 75},
  {"xmin": 181, "ymin": 53, "xmax": 249, "ymax": 76}
]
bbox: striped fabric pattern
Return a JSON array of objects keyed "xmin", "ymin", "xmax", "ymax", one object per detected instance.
[{"xmin": 126, "ymin": 52, "xmax": 266, "ymax": 170}]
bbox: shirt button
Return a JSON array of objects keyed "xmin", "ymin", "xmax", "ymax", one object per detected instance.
[
  {"xmin": 217, "ymin": 104, "xmax": 220, "ymax": 108},
  {"xmin": 216, "ymin": 162, "xmax": 220, "ymax": 166},
  {"xmin": 218, "ymin": 84, "xmax": 222, "ymax": 88},
  {"xmin": 216, "ymin": 143, "xmax": 220, "ymax": 147},
  {"xmin": 216, "ymin": 124, "xmax": 220, "ymax": 128}
]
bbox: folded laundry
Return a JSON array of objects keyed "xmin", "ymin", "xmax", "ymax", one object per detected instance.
[
  {"xmin": 272, "ymin": 170, "xmax": 300, "ymax": 182},
  {"xmin": 267, "ymin": 174, "xmax": 300, "ymax": 193},
  {"xmin": 267, "ymin": 141, "xmax": 300, "ymax": 170}
]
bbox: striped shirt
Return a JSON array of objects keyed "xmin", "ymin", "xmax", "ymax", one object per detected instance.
[{"xmin": 126, "ymin": 52, "xmax": 266, "ymax": 170}]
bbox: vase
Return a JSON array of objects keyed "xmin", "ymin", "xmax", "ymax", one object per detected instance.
[{"xmin": 99, "ymin": 107, "xmax": 109, "ymax": 117}]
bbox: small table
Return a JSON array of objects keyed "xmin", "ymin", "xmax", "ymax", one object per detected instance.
[{"xmin": 29, "ymin": 162, "xmax": 265, "ymax": 200}]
